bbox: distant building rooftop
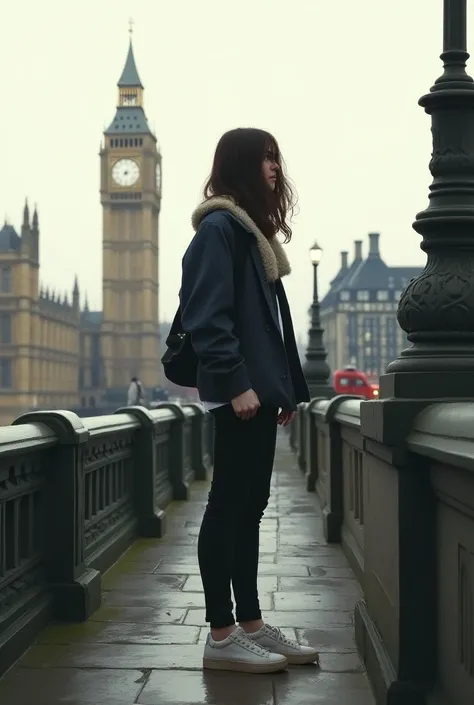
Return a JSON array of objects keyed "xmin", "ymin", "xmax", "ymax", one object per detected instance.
[
  {"xmin": 321, "ymin": 232, "xmax": 424, "ymax": 309},
  {"xmin": 105, "ymin": 106, "xmax": 152, "ymax": 135},
  {"xmin": 0, "ymin": 223, "xmax": 21, "ymax": 252},
  {"xmin": 82, "ymin": 310, "xmax": 103, "ymax": 327}
]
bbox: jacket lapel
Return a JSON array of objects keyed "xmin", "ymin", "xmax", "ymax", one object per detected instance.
[{"xmin": 249, "ymin": 244, "xmax": 281, "ymax": 331}]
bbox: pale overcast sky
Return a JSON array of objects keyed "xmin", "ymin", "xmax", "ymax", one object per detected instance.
[{"xmin": 1, "ymin": 0, "xmax": 452, "ymax": 339}]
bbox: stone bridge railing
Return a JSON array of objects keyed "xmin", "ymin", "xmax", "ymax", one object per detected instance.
[
  {"xmin": 0, "ymin": 403, "xmax": 213, "ymax": 676},
  {"xmin": 292, "ymin": 398, "xmax": 474, "ymax": 705}
]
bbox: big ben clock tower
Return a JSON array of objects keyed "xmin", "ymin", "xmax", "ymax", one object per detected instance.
[{"xmin": 100, "ymin": 34, "xmax": 162, "ymax": 394}]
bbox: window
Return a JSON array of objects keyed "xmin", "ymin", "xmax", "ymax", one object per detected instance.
[
  {"xmin": 357, "ymin": 290, "xmax": 370, "ymax": 302},
  {"xmin": 377, "ymin": 290, "xmax": 389, "ymax": 301},
  {"xmin": 0, "ymin": 267, "xmax": 11, "ymax": 293},
  {"xmin": 340, "ymin": 290, "xmax": 350, "ymax": 302},
  {"xmin": 0, "ymin": 359, "xmax": 12, "ymax": 387},
  {"xmin": 339, "ymin": 377, "xmax": 349, "ymax": 387},
  {"xmin": 0, "ymin": 314, "xmax": 11, "ymax": 344}
]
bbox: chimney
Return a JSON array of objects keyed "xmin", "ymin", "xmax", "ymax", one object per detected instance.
[
  {"xmin": 354, "ymin": 240, "xmax": 363, "ymax": 260},
  {"xmin": 368, "ymin": 232, "xmax": 380, "ymax": 257},
  {"xmin": 341, "ymin": 251, "xmax": 348, "ymax": 269}
]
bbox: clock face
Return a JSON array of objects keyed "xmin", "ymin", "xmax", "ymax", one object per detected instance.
[
  {"xmin": 112, "ymin": 159, "xmax": 140, "ymax": 187},
  {"xmin": 156, "ymin": 163, "xmax": 162, "ymax": 191}
]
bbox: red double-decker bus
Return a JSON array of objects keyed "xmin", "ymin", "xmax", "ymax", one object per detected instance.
[{"xmin": 333, "ymin": 366, "xmax": 379, "ymax": 400}]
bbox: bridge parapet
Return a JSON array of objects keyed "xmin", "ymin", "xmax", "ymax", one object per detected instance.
[
  {"xmin": 294, "ymin": 397, "xmax": 474, "ymax": 705},
  {"xmin": 0, "ymin": 404, "xmax": 213, "ymax": 677}
]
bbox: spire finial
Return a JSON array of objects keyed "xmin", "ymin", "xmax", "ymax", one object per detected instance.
[{"xmin": 129, "ymin": 17, "xmax": 134, "ymax": 37}]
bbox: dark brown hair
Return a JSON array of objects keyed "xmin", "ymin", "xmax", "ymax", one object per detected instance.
[{"xmin": 203, "ymin": 128, "xmax": 296, "ymax": 242}]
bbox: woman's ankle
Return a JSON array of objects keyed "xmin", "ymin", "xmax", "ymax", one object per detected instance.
[
  {"xmin": 211, "ymin": 625, "xmax": 237, "ymax": 642},
  {"xmin": 239, "ymin": 619, "xmax": 264, "ymax": 634}
]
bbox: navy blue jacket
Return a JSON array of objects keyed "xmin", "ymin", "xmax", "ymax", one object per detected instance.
[{"xmin": 180, "ymin": 203, "xmax": 309, "ymax": 410}]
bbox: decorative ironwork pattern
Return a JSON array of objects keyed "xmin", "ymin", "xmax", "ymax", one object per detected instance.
[
  {"xmin": 0, "ymin": 452, "xmax": 47, "ymax": 637},
  {"xmin": 458, "ymin": 544, "xmax": 474, "ymax": 676},
  {"xmin": 83, "ymin": 431, "xmax": 135, "ymax": 561},
  {"xmin": 397, "ymin": 255, "xmax": 474, "ymax": 335}
]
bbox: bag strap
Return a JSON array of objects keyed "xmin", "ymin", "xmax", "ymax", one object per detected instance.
[{"xmin": 169, "ymin": 218, "xmax": 249, "ymax": 341}]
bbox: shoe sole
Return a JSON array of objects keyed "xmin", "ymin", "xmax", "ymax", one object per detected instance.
[
  {"xmin": 285, "ymin": 652, "xmax": 320, "ymax": 665},
  {"xmin": 203, "ymin": 656, "xmax": 288, "ymax": 674}
]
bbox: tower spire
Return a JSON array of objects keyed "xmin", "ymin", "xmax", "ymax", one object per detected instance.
[
  {"xmin": 23, "ymin": 198, "xmax": 30, "ymax": 227},
  {"xmin": 118, "ymin": 29, "xmax": 143, "ymax": 90}
]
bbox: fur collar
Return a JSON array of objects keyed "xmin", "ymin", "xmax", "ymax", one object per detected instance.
[{"xmin": 191, "ymin": 196, "xmax": 291, "ymax": 282}]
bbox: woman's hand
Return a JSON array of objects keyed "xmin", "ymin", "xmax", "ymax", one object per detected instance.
[
  {"xmin": 232, "ymin": 390, "xmax": 261, "ymax": 420},
  {"xmin": 278, "ymin": 410, "xmax": 296, "ymax": 427}
]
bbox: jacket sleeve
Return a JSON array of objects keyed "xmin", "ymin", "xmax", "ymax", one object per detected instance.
[{"xmin": 180, "ymin": 218, "xmax": 252, "ymax": 401}]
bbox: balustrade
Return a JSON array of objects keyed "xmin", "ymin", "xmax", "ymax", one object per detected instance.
[{"xmin": 0, "ymin": 403, "xmax": 213, "ymax": 677}]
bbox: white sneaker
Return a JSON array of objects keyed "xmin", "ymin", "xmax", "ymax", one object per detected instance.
[
  {"xmin": 249, "ymin": 624, "xmax": 320, "ymax": 665},
  {"xmin": 203, "ymin": 626, "xmax": 288, "ymax": 673}
]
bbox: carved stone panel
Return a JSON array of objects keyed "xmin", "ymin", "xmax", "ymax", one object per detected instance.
[{"xmin": 432, "ymin": 461, "xmax": 474, "ymax": 704}]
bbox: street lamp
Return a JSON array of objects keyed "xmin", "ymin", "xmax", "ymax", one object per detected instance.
[
  {"xmin": 310, "ymin": 241, "xmax": 323, "ymax": 267},
  {"xmin": 384, "ymin": 0, "xmax": 474, "ymax": 399},
  {"xmin": 303, "ymin": 241, "xmax": 333, "ymax": 399}
]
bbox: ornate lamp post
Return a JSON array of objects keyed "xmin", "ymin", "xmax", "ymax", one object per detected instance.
[
  {"xmin": 383, "ymin": 0, "xmax": 474, "ymax": 399},
  {"xmin": 303, "ymin": 241, "xmax": 333, "ymax": 398}
]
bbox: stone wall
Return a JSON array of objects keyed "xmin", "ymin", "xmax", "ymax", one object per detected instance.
[{"xmin": 293, "ymin": 398, "xmax": 474, "ymax": 705}]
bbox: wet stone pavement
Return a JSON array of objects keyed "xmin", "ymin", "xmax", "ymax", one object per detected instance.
[{"xmin": 0, "ymin": 434, "xmax": 375, "ymax": 705}]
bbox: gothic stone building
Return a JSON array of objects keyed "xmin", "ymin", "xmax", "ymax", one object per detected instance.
[{"xmin": 0, "ymin": 38, "xmax": 162, "ymax": 424}]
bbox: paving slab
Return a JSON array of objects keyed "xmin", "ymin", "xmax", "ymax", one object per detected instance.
[
  {"xmin": 137, "ymin": 670, "xmax": 275, "ymax": 705},
  {"xmin": 38, "ymin": 622, "xmax": 201, "ymax": 645},
  {"xmin": 273, "ymin": 670, "xmax": 374, "ymax": 705},
  {"xmin": 274, "ymin": 592, "xmax": 358, "ymax": 612},
  {"xmin": 0, "ymin": 667, "xmax": 144, "ymax": 705},
  {"xmin": 278, "ymin": 576, "xmax": 362, "ymax": 594},
  {"xmin": 19, "ymin": 643, "xmax": 206, "ymax": 670},
  {"xmin": 183, "ymin": 574, "xmax": 278, "ymax": 594},
  {"xmin": 89, "ymin": 605, "xmax": 188, "ymax": 624},
  {"xmin": 0, "ymin": 434, "xmax": 374, "ymax": 705},
  {"xmin": 297, "ymin": 626, "xmax": 359, "ymax": 652}
]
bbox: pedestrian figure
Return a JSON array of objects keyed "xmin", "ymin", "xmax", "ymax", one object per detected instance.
[{"xmin": 127, "ymin": 376, "xmax": 146, "ymax": 406}]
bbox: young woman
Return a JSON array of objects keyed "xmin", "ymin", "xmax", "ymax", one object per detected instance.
[{"xmin": 180, "ymin": 128, "xmax": 317, "ymax": 673}]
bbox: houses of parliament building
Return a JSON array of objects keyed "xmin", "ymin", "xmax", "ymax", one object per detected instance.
[{"xmin": 0, "ymin": 38, "xmax": 162, "ymax": 424}]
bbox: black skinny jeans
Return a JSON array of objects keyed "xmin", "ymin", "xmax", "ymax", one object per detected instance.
[{"xmin": 198, "ymin": 405, "xmax": 278, "ymax": 629}]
